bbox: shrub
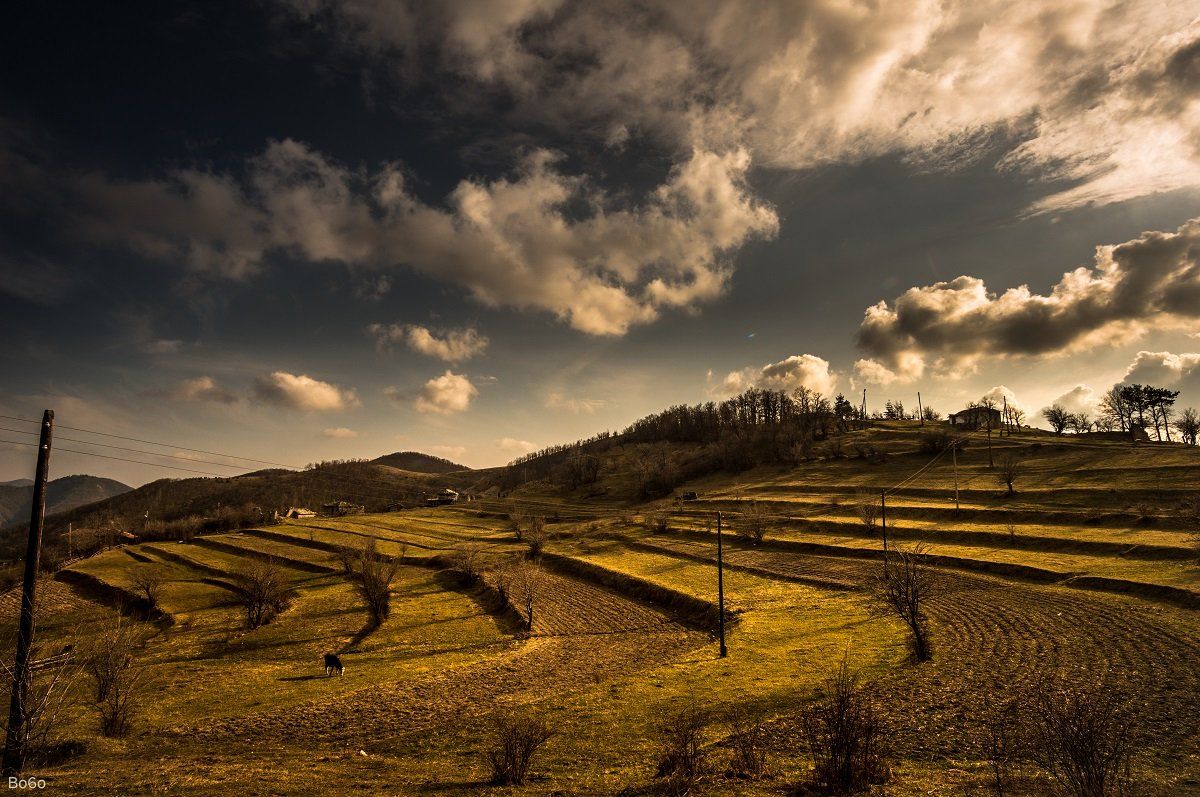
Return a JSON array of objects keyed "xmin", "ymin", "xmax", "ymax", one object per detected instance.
[
  {"xmin": 85, "ymin": 618, "xmax": 143, "ymax": 703},
  {"xmin": 655, "ymin": 703, "xmax": 711, "ymax": 794},
  {"xmin": 918, "ymin": 429, "xmax": 953, "ymax": 453},
  {"xmin": 726, "ymin": 710, "xmax": 768, "ymax": 779},
  {"xmin": 737, "ymin": 501, "xmax": 768, "ymax": 546},
  {"xmin": 448, "ymin": 543, "xmax": 485, "ymax": 585},
  {"xmin": 354, "ymin": 538, "xmax": 402, "ymax": 627},
  {"xmin": 996, "ymin": 455, "xmax": 1022, "ymax": 496},
  {"xmin": 871, "ymin": 545, "xmax": 935, "ymax": 662},
  {"xmin": 486, "ymin": 709, "xmax": 555, "ymax": 786},
  {"xmin": 801, "ymin": 656, "xmax": 889, "ymax": 793},
  {"xmin": 96, "ymin": 665, "xmax": 145, "ymax": 738},
  {"xmin": 1025, "ymin": 676, "xmax": 1136, "ymax": 797}
]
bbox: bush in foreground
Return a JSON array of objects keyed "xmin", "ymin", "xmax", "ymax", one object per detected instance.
[
  {"xmin": 800, "ymin": 656, "xmax": 890, "ymax": 793},
  {"xmin": 655, "ymin": 703, "xmax": 712, "ymax": 795},
  {"xmin": 486, "ymin": 709, "xmax": 555, "ymax": 786}
]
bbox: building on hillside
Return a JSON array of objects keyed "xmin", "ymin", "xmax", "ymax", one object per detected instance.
[
  {"xmin": 948, "ymin": 406, "xmax": 1003, "ymax": 429},
  {"xmin": 284, "ymin": 507, "xmax": 317, "ymax": 519},
  {"xmin": 321, "ymin": 501, "xmax": 365, "ymax": 517},
  {"xmin": 424, "ymin": 488, "xmax": 460, "ymax": 507}
]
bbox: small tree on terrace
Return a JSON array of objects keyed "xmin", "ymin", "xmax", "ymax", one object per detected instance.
[
  {"xmin": 129, "ymin": 569, "xmax": 164, "ymax": 613},
  {"xmin": 355, "ymin": 537, "xmax": 402, "ymax": 627},
  {"xmin": 1042, "ymin": 404, "xmax": 1071, "ymax": 435},
  {"xmin": 232, "ymin": 558, "xmax": 293, "ymax": 630},
  {"xmin": 871, "ymin": 545, "xmax": 935, "ymax": 662},
  {"xmin": 922, "ymin": 405, "xmax": 941, "ymax": 422},
  {"xmin": 1174, "ymin": 407, "xmax": 1200, "ymax": 445},
  {"xmin": 738, "ymin": 501, "xmax": 768, "ymax": 546},
  {"xmin": 996, "ymin": 455, "xmax": 1022, "ymax": 496},
  {"xmin": 513, "ymin": 560, "xmax": 542, "ymax": 632},
  {"xmin": 855, "ymin": 490, "xmax": 880, "ymax": 536}
]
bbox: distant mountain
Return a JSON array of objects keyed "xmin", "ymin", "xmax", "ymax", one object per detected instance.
[
  {"xmin": 0, "ymin": 474, "xmax": 132, "ymax": 528},
  {"xmin": 372, "ymin": 451, "xmax": 470, "ymax": 474}
]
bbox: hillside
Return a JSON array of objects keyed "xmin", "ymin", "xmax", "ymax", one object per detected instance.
[
  {"xmin": 371, "ymin": 451, "xmax": 470, "ymax": 473},
  {"xmin": 0, "ymin": 474, "xmax": 131, "ymax": 528},
  {"xmin": 20, "ymin": 418, "xmax": 1200, "ymax": 795}
]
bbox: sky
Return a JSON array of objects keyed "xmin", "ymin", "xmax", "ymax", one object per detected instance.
[{"xmin": 1, "ymin": 1, "xmax": 1199, "ymax": 486}]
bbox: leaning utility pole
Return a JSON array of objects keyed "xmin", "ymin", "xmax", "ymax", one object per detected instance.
[
  {"xmin": 3, "ymin": 410, "xmax": 53, "ymax": 776},
  {"xmin": 880, "ymin": 491, "xmax": 888, "ymax": 554},
  {"xmin": 1002, "ymin": 396, "xmax": 1008, "ymax": 437},
  {"xmin": 716, "ymin": 511, "xmax": 728, "ymax": 658},
  {"xmin": 917, "ymin": 392, "xmax": 924, "ymax": 426},
  {"xmin": 952, "ymin": 441, "xmax": 961, "ymax": 513}
]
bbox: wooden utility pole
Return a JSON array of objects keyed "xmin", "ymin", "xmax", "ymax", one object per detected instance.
[
  {"xmin": 1002, "ymin": 396, "xmax": 1008, "ymax": 437},
  {"xmin": 3, "ymin": 410, "xmax": 53, "ymax": 776},
  {"xmin": 861, "ymin": 389, "xmax": 867, "ymax": 422},
  {"xmin": 987, "ymin": 423, "xmax": 994, "ymax": 468},
  {"xmin": 917, "ymin": 392, "xmax": 924, "ymax": 426},
  {"xmin": 716, "ymin": 511, "xmax": 727, "ymax": 658},
  {"xmin": 880, "ymin": 491, "xmax": 888, "ymax": 554},
  {"xmin": 952, "ymin": 441, "xmax": 960, "ymax": 513}
]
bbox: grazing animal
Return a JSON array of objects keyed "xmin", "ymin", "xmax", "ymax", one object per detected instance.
[{"xmin": 323, "ymin": 653, "xmax": 344, "ymax": 677}]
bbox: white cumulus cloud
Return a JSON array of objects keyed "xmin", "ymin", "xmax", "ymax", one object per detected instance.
[
  {"xmin": 321, "ymin": 426, "xmax": 359, "ymax": 438},
  {"xmin": 413, "ymin": 371, "xmax": 478, "ymax": 415},
  {"xmin": 370, "ymin": 323, "xmax": 489, "ymax": 362},
  {"xmin": 253, "ymin": 371, "xmax": 360, "ymax": 411},
  {"xmin": 713, "ymin": 354, "xmax": 838, "ymax": 398}
]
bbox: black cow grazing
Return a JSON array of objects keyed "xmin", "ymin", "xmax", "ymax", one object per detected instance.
[{"xmin": 323, "ymin": 653, "xmax": 345, "ymax": 677}]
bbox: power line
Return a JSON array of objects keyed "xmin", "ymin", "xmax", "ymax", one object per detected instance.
[{"xmin": 0, "ymin": 439, "xmax": 230, "ymax": 477}]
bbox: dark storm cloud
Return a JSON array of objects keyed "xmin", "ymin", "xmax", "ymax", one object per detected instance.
[{"xmin": 854, "ymin": 217, "xmax": 1200, "ymax": 382}]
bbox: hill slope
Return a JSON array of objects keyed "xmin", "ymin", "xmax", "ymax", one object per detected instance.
[
  {"xmin": 372, "ymin": 451, "xmax": 470, "ymax": 473},
  {"xmin": 0, "ymin": 474, "xmax": 131, "ymax": 528}
]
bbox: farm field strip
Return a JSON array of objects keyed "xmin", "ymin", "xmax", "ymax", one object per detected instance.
[
  {"xmin": 197, "ymin": 532, "xmax": 341, "ymax": 570},
  {"xmin": 642, "ymin": 521, "xmax": 1200, "ymax": 592},
  {"xmin": 665, "ymin": 511, "xmax": 1193, "ymax": 559}
]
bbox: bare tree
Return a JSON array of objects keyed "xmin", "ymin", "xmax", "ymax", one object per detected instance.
[
  {"xmin": 1042, "ymin": 405, "xmax": 1071, "ymax": 435},
  {"xmin": 513, "ymin": 561, "xmax": 543, "ymax": 632},
  {"xmin": 448, "ymin": 543, "xmax": 486, "ymax": 585},
  {"xmin": 996, "ymin": 455, "xmax": 1022, "ymax": 496},
  {"xmin": 524, "ymin": 517, "xmax": 548, "ymax": 559},
  {"xmin": 354, "ymin": 538, "xmax": 402, "ymax": 627},
  {"xmin": 737, "ymin": 501, "xmax": 768, "ymax": 546},
  {"xmin": 231, "ymin": 558, "xmax": 293, "ymax": 630},
  {"xmin": 486, "ymin": 708, "xmax": 556, "ymax": 786},
  {"xmin": 129, "ymin": 569, "xmax": 164, "ymax": 613},
  {"xmin": 1069, "ymin": 413, "xmax": 1093, "ymax": 435},
  {"xmin": 1026, "ymin": 675, "xmax": 1136, "ymax": 797},
  {"xmin": 801, "ymin": 654, "xmax": 890, "ymax": 792},
  {"xmin": 871, "ymin": 545, "xmax": 935, "ymax": 662},
  {"xmin": 1174, "ymin": 407, "xmax": 1200, "ymax": 445},
  {"xmin": 0, "ymin": 631, "xmax": 84, "ymax": 768}
]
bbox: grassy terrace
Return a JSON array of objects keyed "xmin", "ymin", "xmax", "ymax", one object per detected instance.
[{"xmin": 624, "ymin": 521, "xmax": 1200, "ymax": 591}]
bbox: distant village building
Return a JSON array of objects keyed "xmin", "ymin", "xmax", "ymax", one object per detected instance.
[
  {"xmin": 948, "ymin": 406, "xmax": 1003, "ymax": 430},
  {"xmin": 424, "ymin": 488, "xmax": 460, "ymax": 507},
  {"xmin": 321, "ymin": 501, "xmax": 365, "ymax": 517},
  {"xmin": 284, "ymin": 507, "xmax": 317, "ymax": 519}
]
